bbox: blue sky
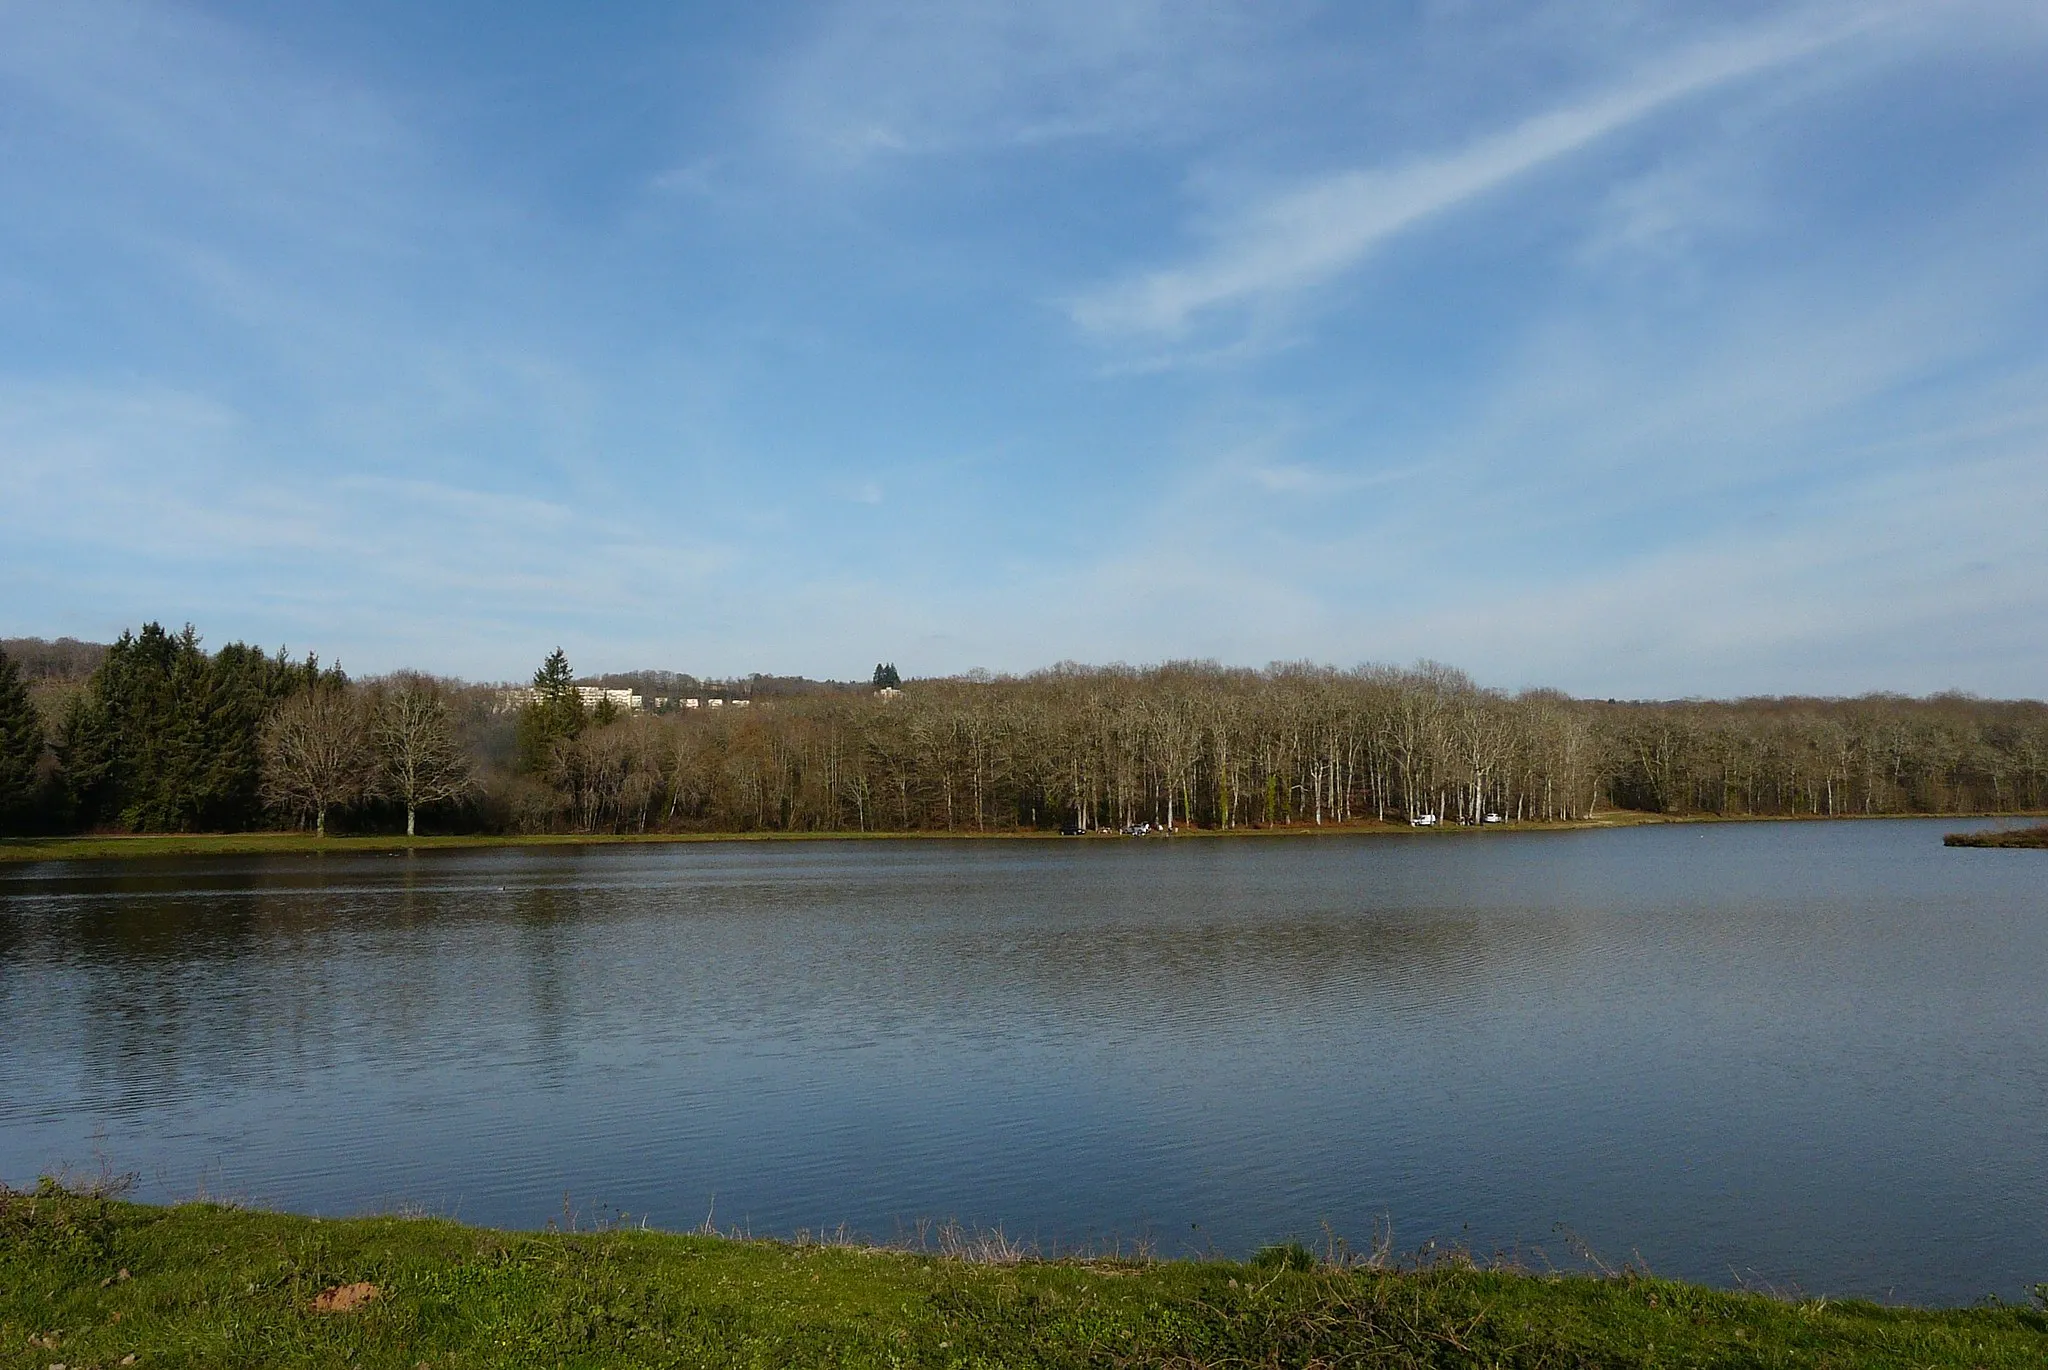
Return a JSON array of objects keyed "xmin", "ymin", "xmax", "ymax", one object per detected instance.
[{"xmin": 3, "ymin": 1, "xmax": 2045, "ymax": 695}]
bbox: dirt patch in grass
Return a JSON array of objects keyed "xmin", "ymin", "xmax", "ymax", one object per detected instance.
[{"xmin": 310, "ymin": 1280, "xmax": 381, "ymax": 1313}]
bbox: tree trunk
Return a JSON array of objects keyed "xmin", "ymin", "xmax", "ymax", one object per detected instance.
[
  {"xmin": 316, "ymin": 802, "xmax": 327, "ymax": 838},
  {"xmin": 407, "ymin": 804, "xmax": 417, "ymax": 837}
]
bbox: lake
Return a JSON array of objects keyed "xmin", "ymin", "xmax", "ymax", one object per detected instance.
[{"xmin": 2, "ymin": 819, "xmax": 2044, "ymax": 1304}]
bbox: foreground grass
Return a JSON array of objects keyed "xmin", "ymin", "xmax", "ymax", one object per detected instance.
[
  {"xmin": 1945, "ymin": 823, "xmax": 2048, "ymax": 848},
  {"xmin": 4, "ymin": 1187, "xmax": 2046, "ymax": 1368}
]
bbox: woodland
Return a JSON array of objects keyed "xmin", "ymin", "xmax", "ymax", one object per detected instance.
[{"xmin": 1, "ymin": 625, "xmax": 2044, "ymax": 838}]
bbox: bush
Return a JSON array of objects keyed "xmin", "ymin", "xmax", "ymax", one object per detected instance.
[{"xmin": 0, "ymin": 1180, "xmax": 120, "ymax": 1275}]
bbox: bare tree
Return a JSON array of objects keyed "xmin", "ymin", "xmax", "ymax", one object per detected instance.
[
  {"xmin": 374, "ymin": 673, "xmax": 476, "ymax": 836},
  {"xmin": 261, "ymin": 686, "xmax": 374, "ymax": 837}
]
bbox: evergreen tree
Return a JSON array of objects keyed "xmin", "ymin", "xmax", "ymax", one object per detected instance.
[
  {"xmin": 0, "ymin": 646, "xmax": 46, "ymax": 833},
  {"xmin": 189, "ymin": 644, "xmax": 328, "ymax": 830},
  {"xmin": 518, "ymin": 648, "xmax": 585, "ymax": 772},
  {"xmin": 535, "ymin": 648, "xmax": 575, "ymax": 702},
  {"xmin": 60, "ymin": 623, "xmax": 191, "ymax": 830},
  {"xmin": 873, "ymin": 662, "xmax": 901, "ymax": 689},
  {"xmin": 189, "ymin": 643, "xmax": 273, "ymax": 829},
  {"xmin": 59, "ymin": 623, "xmax": 328, "ymax": 832}
]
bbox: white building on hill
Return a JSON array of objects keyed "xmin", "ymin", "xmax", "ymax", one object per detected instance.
[{"xmin": 495, "ymin": 685, "xmax": 645, "ymax": 712}]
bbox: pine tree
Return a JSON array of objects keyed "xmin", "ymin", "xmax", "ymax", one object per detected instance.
[
  {"xmin": 60, "ymin": 624, "xmax": 189, "ymax": 830},
  {"xmin": 518, "ymin": 648, "xmax": 586, "ymax": 772},
  {"xmin": 190, "ymin": 644, "xmax": 261, "ymax": 828},
  {"xmin": 534, "ymin": 648, "xmax": 575, "ymax": 703},
  {"xmin": 57, "ymin": 624, "xmax": 323, "ymax": 832},
  {"xmin": 0, "ymin": 646, "xmax": 46, "ymax": 832}
]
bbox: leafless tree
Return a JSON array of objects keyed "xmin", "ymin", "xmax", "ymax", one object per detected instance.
[
  {"xmin": 414, "ymin": 661, "xmax": 2047, "ymax": 837},
  {"xmin": 261, "ymin": 686, "xmax": 374, "ymax": 837},
  {"xmin": 373, "ymin": 673, "xmax": 476, "ymax": 836}
]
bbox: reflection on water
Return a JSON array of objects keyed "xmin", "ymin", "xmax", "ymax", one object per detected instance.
[{"xmin": 3, "ymin": 821, "xmax": 2045, "ymax": 1303}]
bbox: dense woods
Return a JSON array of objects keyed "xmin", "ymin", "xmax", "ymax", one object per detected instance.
[{"xmin": 2, "ymin": 626, "xmax": 2044, "ymax": 838}]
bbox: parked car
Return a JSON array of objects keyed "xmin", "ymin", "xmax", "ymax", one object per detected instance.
[
  {"xmin": 1483, "ymin": 813, "xmax": 1504, "ymax": 824},
  {"xmin": 1409, "ymin": 813, "xmax": 1439, "ymax": 827}
]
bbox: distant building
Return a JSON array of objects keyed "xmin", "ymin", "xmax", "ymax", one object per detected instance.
[
  {"xmin": 875, "ymin": 686, "xmax": 903, "ymax": 700},
  {"xmin": 576, "ymin": 686, "xmax": 641, "ymax": 711},
  {"xmin": 682, "ymin": 697, "xmax": 701, "ymax": 709},
  {"xmin": 494, "ymin": 685, "xmax": 644, "ymax": 713}
]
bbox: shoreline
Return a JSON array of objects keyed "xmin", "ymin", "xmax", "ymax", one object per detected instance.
[
  {"xmin": 4, "ymin": 808, "xmax": 2042, "ymax": 865},
  {"xmin": 1944, "ymin": 822, "xmax": 2048, "ymax": 848},
  {"xmin": 4, "ymin": 1187, "xmax": 2044, "ymax": 1367}
]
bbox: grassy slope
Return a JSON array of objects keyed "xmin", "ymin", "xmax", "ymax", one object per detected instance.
[{"xmin": 4, "ymin": 1189, "xmax": 2045, "ymax": 1369}]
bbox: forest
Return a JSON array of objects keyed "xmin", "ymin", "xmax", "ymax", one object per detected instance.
[{"xmin": 2, "ymin": 624, "xmax": 2044, "ymax": 838}]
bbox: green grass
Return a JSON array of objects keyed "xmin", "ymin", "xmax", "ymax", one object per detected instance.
[{"xmin": 4, "ymin": 1185, "xmax": 2045, "ymax": 1368}]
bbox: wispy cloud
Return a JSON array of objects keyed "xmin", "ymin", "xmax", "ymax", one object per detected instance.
[
  {"xmin": 770, "ymin": 0, "xmax": 1273, "ymax": 166},
  {"xmin": 6, "ymin": 2, "xmax": 2046, "ymax": 691},
  {"xmin": 1071, "ymin": 13, "xmax": 1866, "ymax": 341},
  {"xmin": 1242, "ymin": 462, "xmax": 1421, "ymax": 496}
]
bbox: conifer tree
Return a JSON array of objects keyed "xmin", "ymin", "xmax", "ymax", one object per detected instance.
[
  {"xmin": 60, "ymin": 624, "xmax": 325, "ymax": 832},
  {"xmin": 518, "ymin": 648, "xmax": 585, "ymax": 773},
  {"xmin": 534, "ymin": 648, "xmax": 575, "ymax": 702},
  {"xmin": 58, "ymin": 623, "xmax": 189, "ymax": 830},
  {"xmin": 0, "ymin": 646, "xmax": 46, "ymax": 832}
]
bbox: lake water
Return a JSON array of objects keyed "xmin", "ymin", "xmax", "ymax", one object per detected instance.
[{"xmin": 2, "ymin": 820, "xmax": 2044, "ymax": 1304}]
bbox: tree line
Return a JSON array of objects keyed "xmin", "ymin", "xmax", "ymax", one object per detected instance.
[
  {"xmin": 1, "ymin": 625, "xmax": 2044, "ymax": 838},
  {"xmin": 0, "ymin": 625, "xmax": 473, "ymax": 837}
]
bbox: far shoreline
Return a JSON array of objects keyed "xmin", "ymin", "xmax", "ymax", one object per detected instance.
[{"xmin": 4, "ymin": 808, "xmax": 2042, "ymax": 866}]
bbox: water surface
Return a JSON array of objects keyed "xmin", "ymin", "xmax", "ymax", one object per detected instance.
[{"xmin": 3, "ymin": 820, "xmax": 2044, "ymax": 1303}]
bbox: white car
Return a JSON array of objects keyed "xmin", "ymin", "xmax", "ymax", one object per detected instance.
[{"xmin": 1409, "ymin": 813, "xmax": 1439, "ymax": 827}]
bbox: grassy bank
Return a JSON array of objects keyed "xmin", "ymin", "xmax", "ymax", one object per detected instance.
[
  {"xmin": 4, "ymin": 1186, "xmax": 2045, "ymax": 1368},
  {"xmin": 0, "ymin": 821, "xmax": 1598, "ymax": 865},
  {"xmin": 7, "ymin": 810, "xmax": 2036, "ymax": 866},
  {"xmin": 1944, "ymin": 823, "xmax": 2048, "ymax": 848},
  {"xmin": 0, "ymin": 830, "xmax": 832, "ymax": 865}
]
